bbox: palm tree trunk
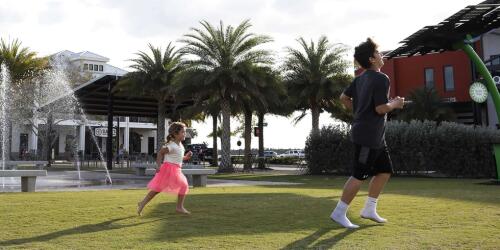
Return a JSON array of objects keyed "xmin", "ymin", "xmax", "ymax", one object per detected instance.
[
  {"xmin": 211, "ymin": 113, "xmax": 218, "ymax": 167},
  {"xmin": 219, "ymin": 99, "xmax": 232, "ymax": 172},
  {"xmin": 311, "ymin": 103, "xmax": 320, "ymax": 135},
  {"xmin": 258, "ymin": 112, "xmax": 265, "ymax": 169},
  {"xmin": 243, "ymin": 107, "xmax": 252, "ymax": 171},
  {"xmin": 157, "ymin": 101, "xmax": 166, "ymax": 151}
]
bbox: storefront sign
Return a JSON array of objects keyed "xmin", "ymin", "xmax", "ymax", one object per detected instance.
[{"xmin": 94, "ymin": 127, "xmax": 116, "ymax": 137}]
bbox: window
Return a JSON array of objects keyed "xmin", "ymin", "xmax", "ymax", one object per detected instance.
[
  {"xmin": 99, "ymin": 65, "xmax": 103, "ymax": 71},
  {"xmin": 491, "ymin": 55, "xmax": 500, "ymax": 65},
  {"xmin": 83, "ymin": 63, "xmax": 88, "ymax": 70},
  {"xmin": 444, "ymin": 66, "xmax": 455, "ymax": 92},
  {"xmin": 19, "ymin": 133, "xmax": 28, "ymax": 157},
  {"xmin": 424, "ymin": 68, "xmax": 434, "ymax": 89}
]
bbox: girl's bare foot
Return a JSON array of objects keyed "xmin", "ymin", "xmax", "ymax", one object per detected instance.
[
  {"xmin": 176, "ymin": 207, "xmax": 191, "ymax": 215},
  {"xmin": 137, "ymin": 202, "xmax": 144, "ymax": 216}
]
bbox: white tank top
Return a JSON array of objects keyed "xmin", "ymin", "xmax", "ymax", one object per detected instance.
[{"xmin": 163, "ymin": 141, "xmax": 185, "ymax": 165}]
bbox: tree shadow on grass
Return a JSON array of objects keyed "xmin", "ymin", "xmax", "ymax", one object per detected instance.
[
  {"xmin": 212, "ymin": 175, "xmax": 500, "ymax": 205},
  {"xmin": 142, "ymin": 192, "xmax": 376, "ymax": 245},
  {"xmin": 280, "ymin": 224, "xmax": 380, "ymax": 250},
  {"xmin": 0, "ymin": 216, "xmax": 164, "ymax": 247}
]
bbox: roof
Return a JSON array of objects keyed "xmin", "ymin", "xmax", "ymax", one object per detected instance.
[
  {"xmin": 386, "ymin": 2, "xmax": 500, "ymax": 58},
  {"xmin": 44, "ymin": 74, "xmax": 193, "ymax": 117},
  {"xmin": 105, "ymin": 64, "xmax": 128, "ymax": 76},
  {"xmin": 71, "ymin": 51, "xmax": 109, "ymax": 62}
]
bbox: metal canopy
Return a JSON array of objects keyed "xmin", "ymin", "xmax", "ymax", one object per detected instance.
[
  {"xmin": 72, "ymin": 74, "xmax": 192, "ymax": 118},
  {"xmin": 386, "ymin": 2, "xmax": 500, "ymax": 58}
]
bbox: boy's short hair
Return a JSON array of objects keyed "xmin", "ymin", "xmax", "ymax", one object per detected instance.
[{"xmin": 354, "ymin": 38, "xmax": 378, "ymax": 69}]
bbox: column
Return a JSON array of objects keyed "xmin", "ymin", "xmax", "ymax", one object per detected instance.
[{"xmin": 124, "ymin": 117, "xmax": 130, "ymax": 152}]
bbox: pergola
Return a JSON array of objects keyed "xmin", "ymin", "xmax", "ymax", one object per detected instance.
[
  {"xmin": 45, "ymin": 74, "xmax": 192, "ymax": 170},
  {"xmin": 386, "ymin": 1, "xmax": 500, "ymax": 180}
]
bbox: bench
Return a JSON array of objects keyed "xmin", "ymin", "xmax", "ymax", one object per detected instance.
[
  {"xmin": 182, "ymin": 168, "xmax": 217, "ymax": 187},
  {"xmin": 0, "ymin": 170, "xmax": 47, "ymax": 192},
  {"xmin": 130, "ymin": 162, "xmax": 155, "ymax": 176},
  {"xmin": 2, "ymin": 161, "xmax": 49, "ymax": 170}
]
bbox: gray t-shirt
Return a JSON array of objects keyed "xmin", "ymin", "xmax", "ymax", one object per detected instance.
[{"xmin": 343, "ymin": 70, "xmax": 390, "ymax": 148}]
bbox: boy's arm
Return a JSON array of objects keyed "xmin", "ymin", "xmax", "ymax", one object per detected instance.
[
  {"xmin": 340, "ymin": 93, "xmax": 353, "ymax": 110},
  {"xmin": 375, "ymin": 99, "xmax": 404, "ymax": 115},
  {"xmin": 373, "ymin": 76, "xmax": 404, "ymax": 115}
]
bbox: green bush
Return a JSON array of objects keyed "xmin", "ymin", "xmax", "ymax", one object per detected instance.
[
  {"xmin": 230, "ymin": 156, "xmax": 299, "ymax": 166},
  {"xmin": 267, "ymin": 157, "xmax": 300, "ymax": 165},
  {"xmin": 304, "ymin": 123, "xmax": 352, "ymax": 174},
  {"xmin": 304, "ymin": 120, "xmax": 500, "ymax": 178},
  {"xmin": 231, "ymin": 155, "xmax": 245, "ymax": 164}
]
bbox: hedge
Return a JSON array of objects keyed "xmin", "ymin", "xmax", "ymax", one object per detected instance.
[{"xmin": 304, "ymin": 120, "xmax": 500, "ymax": 178}]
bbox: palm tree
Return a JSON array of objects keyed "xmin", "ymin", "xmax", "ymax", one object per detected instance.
[
  {"xmin": 397, "ymin": 87, "xmax": 456, "ymax": 123},
  {"xmin": 283, "ymin": 36, "xmax": 349, "ymax": 135},
  {"xmin": 0, "ymin": 39, "xmax": 47, "ymax": 82},
  {"xmin": 251, "ymin": 67, "xmax": 287, "ymax": 169},
  {"xmin": 174, "ymin": 85, "xmax": 222, "ymax": 167},
  {"xmin": 323, "ymin": 73, "xmax": 354, "ymax": 123},
  {"xmin": 115, "ymin": 43, "xmax": 185, "ymax": 151},
  {"xmin": 180, "ymin": 20, "xmax": 273, "ymax": 172}
]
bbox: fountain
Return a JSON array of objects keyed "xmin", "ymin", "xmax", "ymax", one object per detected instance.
[
  {"xmin": 40, "ymin": 62, "xmax": 112, "ymax": 184},
  {"xmin": 0, "ymin": 63, "xmax": 10, "ymax": 188},
  {"xmin": 0, "ymin": 58, "xmax": 114, "ymax": 191}
]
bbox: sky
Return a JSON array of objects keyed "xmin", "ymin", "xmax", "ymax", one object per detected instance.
[{"xmin": 0, "ymin": 0, "xmax": 482, "ymax": 149}]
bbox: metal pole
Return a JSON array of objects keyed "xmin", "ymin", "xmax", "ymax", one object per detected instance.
[
  {"xmin": 116, "ymin": 116, "xmax": 120, "ymax": 164},
  {"xmin": 107, "ymin": 81, "xmax": 113, "ymax": 170},
  {"xmin": 454, "ymin": 35, "xmax": 500, "ymax": 181}
]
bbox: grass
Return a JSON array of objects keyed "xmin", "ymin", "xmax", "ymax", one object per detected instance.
[{"xmin": 0, "ymin": 174, "xmax": 499, "ymax": 249}]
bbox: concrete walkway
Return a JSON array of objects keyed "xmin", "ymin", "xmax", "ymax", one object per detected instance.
[{"xmin": 0, "ymin": 169, "xmax": 303, "ymax": 192}]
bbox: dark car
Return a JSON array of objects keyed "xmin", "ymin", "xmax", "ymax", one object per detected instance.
[
  {"xmin": 201, "ymin": 148, "xmax": 221, "ymax": 165},
  {"xmin": 186, "ymin": 143, "xmax": 208, "ymax": 152},
  {"xmin": 185, "ymin": 143, "xmax": 208, "ymax": 163}
]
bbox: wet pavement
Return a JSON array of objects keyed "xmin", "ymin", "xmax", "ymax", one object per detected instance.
[{"xmin": 0, "ymin": 167, "xmax": 303, "ymax": 192}]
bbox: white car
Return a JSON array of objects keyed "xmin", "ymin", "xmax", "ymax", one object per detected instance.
[
  {"xmin": 263, "ymin": 150, "xmax": 278, "ymax": 158},
  {"xmin": 279, "ymin": 150, "xmax": 305, "ymax": 158}
]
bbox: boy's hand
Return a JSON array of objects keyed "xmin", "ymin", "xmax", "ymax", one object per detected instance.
[{"xmin": 391, "ymin": 96, "xmax": 405, "ymax": 109}]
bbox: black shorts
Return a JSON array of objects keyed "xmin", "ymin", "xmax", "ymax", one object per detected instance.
[{"xmin": 352, "ymin": 144, "xmax": 393, "ymax": 180}]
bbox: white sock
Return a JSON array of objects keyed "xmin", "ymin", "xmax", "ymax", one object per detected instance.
[
  {"xmin": 330, "ymin": 201, "xmax": 359, "ymax": 229},
  {"xmin": 360, "ymin": 197, "xmax": 387, "ymax": 223}
]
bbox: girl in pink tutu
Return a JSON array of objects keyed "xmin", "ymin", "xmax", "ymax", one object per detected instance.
[{"xmin": 137, "ymin": 122, "xmax": 193, "ymax": 216}]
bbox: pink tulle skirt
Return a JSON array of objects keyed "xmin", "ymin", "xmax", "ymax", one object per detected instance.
[{"xmin": 147, "ymin": 161, "xmax": 189, "ymax": 195}]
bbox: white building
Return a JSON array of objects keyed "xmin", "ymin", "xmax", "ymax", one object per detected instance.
[{"xmin": 11, "ymin": 50, "xmax": 191, "ymax": 161}]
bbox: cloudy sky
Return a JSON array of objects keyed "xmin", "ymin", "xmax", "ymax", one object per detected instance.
[{"xmin": 0, "ymin": 0, "xmax": 482, "ymax": 149}]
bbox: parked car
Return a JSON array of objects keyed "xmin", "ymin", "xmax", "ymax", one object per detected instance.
[
  {"xmin": 263, "ymin": 150, "xmax": 278, "ymax": 158},
  {"xmin": 185, "ymin": 143, "xmax": 208, "ymax": 164},
  {"xmin": 186, "ymin": 143, "xmax": 208, "ymax": 153},
  {"xmin": 201, "ymin": 148, "xmax": 221, "ymax": 164},
  {"xmin": 279, "ymin": 149, "xmax": 305, "ymax": 158}
]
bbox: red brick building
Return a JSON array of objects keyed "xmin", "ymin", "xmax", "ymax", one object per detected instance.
[
  {"xmin": 382, "ymin": 50, "xmax": 474, "ymax": 103},
  {"xmin": 374, "ymin": 35, "xmax": 498, "ymax": 126}
]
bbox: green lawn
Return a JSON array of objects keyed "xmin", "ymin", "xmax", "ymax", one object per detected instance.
[{"xmin": 0, "ymin": 175, "xmax": 499, "ymax": 249}]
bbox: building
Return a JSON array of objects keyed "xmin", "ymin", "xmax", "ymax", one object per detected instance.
[
  {"xmin": 10, "ymin": 50, "xmax": 193, "ymax": 161},
  {"xmin": 381, "ymin": 26, "xmax": 500, "ymax": 126}
]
